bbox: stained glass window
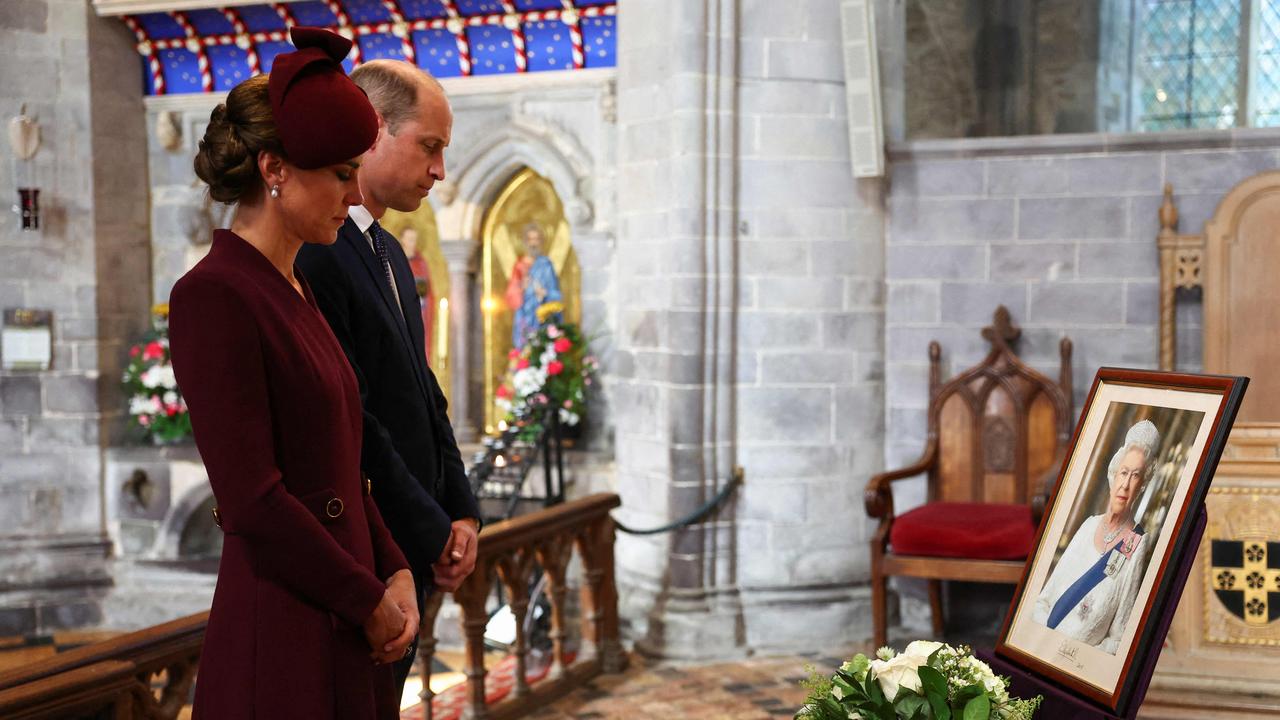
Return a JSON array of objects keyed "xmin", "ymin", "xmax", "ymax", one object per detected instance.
[
  {"xmin": 1134, "ymin": 0, "xmax": 1242, "ymax": 130},
  {"xmin": 1254, "ymin": 0, "xmax": 1280, "ymax": 125},
  {"xmin": 1134, "ymin": 0, "xmax": 1280, "ymax": 130}
]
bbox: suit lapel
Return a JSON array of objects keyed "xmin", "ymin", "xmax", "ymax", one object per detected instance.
[
  {"xmin": 390, "ymin": 249, "xmax": 432, "ymax": 388},
  {"xmin": 339, "ymin": 220, "xmax": 426, "ymax": 386},
  {"xmin": 340, "ymin": 219, "xmax": 403, "ymax": 324},
  {"xmin": 386, "ymin": 244, "xmax": 443, "ymax": 421}
]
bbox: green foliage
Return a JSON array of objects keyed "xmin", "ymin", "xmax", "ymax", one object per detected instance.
[
  {"xmin": 962, "ymin": 694, "xmax": 990, "ymax": 720},
  {"xmin": 793, "ymin": 644, "xmax": 1042, "ymax": 720}
]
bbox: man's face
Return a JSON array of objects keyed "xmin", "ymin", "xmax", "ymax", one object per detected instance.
[
  {"xmin": 364, "ymin": 82, "xmax": 452, "ymax": 214},
  {"xmin": 524, "ymin": 229, "xmax": 543, "ymax": 254}
]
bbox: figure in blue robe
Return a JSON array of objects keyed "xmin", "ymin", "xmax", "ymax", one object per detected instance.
[{"xmin": 511, "ymin": 224, "xmax": 563, "ymax": 349}]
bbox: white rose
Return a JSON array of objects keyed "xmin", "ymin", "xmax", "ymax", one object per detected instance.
[
  {"xmin": 869, "ymin": 652, "xmax": 926, "ymax": 700},
  {"xmin": 140, "ymin": 366, "xmax": 161, "ymax": 389},
  {"xmin": 163, "ymin": 391, "xmax": 177, "ymax": 404},
  {"xmin": 903, "ymin": 640, "xmax": 944, "ymax": 659}
]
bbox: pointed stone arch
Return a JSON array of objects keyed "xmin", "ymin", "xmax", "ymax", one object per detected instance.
[{"xmin": 435, "ymin": 113, "xmax": 596, "ymax": 245}]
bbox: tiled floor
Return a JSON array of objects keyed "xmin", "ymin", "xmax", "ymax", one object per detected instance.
[{"xmin": 517, "ymin": 653, "xmax": 847, "ymax": 720}]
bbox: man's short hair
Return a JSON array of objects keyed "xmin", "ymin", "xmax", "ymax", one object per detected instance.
[{"xmin": 349, "ymin": 60, "xmax": 442, "ymax": 134}]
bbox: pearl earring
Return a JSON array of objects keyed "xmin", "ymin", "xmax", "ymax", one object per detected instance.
[{"xmin": 270, "ymin": 185, "xmax": 280, "ymax": 199}]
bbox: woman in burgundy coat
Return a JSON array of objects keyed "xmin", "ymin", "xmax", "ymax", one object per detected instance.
[{"xmin": 169, "ymin": 28, "xmax": 417, "ymax": 719}]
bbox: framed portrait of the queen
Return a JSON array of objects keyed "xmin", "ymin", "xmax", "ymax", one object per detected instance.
[{"xmin": 997, "ymin": 368, "xmax": 1247, "ymax": 714}]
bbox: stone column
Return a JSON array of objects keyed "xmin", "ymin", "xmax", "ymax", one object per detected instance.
[
  {"xmin": 613, "ymin": 0, "xmax": 745, "ymax": 660},
  {"xmin": 614, "ymin": 0, "xmax": 886, "ymax": 658},
  {"xmin": 439, "ymin": 239, "xmax": 477, "ymax": 443}
]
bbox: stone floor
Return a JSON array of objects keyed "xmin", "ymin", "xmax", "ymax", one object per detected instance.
[{"xmin": 517, "ymin": 653, "xmax": 844, "ymax": 720}]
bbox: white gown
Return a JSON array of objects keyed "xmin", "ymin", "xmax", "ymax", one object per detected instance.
[{"xmin": 1031, "ymin": 515, "xmax": 1148, "ymax": 654}]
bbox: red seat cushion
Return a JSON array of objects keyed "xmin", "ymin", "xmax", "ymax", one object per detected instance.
[{"xmin": 889, "ymin": 502, "xmax": 1035, "ymax": 560}]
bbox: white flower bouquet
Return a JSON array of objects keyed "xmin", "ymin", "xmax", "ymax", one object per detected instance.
[{"xmin": 796, "ymin": 641, "xmax": 1041, "ymax": 720}]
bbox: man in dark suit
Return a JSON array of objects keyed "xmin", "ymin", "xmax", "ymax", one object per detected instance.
[{"xmin": 296, "ymin": 59, "xmax": 480, "ymax": 696}]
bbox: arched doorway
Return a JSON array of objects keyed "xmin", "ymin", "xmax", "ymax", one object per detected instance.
[
  {"xmin": 382, "ymin": 202, "xmax": 452, "ymax": 404},
  {"xmin": 479, "ymin": 167, "xmax": 581, "ymax": 434}
]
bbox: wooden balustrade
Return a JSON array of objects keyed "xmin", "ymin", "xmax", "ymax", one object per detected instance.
[
  {"xmin": 417, "ymin": 492, "xmax": 627, "ymax": 720},
  {"xmin": 0, "ymin": 612, "xmax": 206, "ymax": 719},
  {"xmin": 0, "ymin": 492, "xmax": 625, "ymax": 719}
]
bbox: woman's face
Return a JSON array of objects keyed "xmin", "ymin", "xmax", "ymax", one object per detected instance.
[
  {"xmin": 280, "ymin": 156, "xmax": 365, "ymax": 245},
  {"xmin": 1109, "ymin": 447, "xmax": 1148, "ymax": 518}
]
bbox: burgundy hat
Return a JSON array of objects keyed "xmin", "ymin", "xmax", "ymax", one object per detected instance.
[{"xmin": 268, "ymin": 27, "xmax": 378, "ymax": 169}]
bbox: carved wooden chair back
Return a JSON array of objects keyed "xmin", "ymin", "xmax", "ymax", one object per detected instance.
[{"xmin": 925, "ymin": 307, "xmax": 1074, "ymax": 508}]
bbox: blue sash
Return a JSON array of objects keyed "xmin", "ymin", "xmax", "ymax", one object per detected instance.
[{"xmin": 1047, "ymin": 525, "xmax": 1145, "ymax": 629}]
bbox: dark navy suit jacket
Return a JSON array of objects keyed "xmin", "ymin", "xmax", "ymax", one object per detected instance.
[{"xmin": 297, "ymin": 217, "xmax": 480, "ymax": 578}]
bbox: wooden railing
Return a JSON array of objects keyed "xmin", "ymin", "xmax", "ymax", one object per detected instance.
[
  {"xmin": 0, "ymin": 612, "xmax": 206, "ymax": 719},
  {"xmin": 0, "ymin": 492, "xmax": 625, "ymax": 719},
  {"xmin": 417, "ymin": 492, "xmax": 627, "ymax": 720}
]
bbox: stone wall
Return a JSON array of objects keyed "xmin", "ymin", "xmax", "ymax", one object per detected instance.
[
  {"xmin": 882, "ymin": 130, "xmax": 1280, "ymax": 513},
  {"xmin": 0, "ymin": 1, "xmax": 150, "ymax": 634}
]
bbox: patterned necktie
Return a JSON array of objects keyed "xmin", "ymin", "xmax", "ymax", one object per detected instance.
[{"xmin": 368, "ymin": 221, "xmax": 394, "ymax": 289}]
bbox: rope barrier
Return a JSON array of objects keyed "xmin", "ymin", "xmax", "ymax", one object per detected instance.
[{"xmin": 613, "ymin": 466, "xmax": 744, "ymax": 536}]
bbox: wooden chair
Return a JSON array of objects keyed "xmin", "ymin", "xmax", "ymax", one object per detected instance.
[{"xmin": 865, "ymin": 306, "xmax": 1073, "ymax": 647}]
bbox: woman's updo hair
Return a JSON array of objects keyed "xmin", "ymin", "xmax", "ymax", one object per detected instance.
[{"xmin": 193, "ymin": 75, "xmax": 283, "ymax": 204}]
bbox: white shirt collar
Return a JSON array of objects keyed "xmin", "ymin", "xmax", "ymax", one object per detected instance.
[{"xmin": 347, "ymin": 205, "xmax": 376, "ymax": 234}]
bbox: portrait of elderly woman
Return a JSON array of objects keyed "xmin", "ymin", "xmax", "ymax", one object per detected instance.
[
  {"xmin": 1031, "ymin": 419, "xmax": 1162, "ymax": 654},
  {"xmin": 999, "ymin": 371, "xmax": 1244, "ymax": 713}
]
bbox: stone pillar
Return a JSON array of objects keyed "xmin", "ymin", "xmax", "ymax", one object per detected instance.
[
  {"xmin": 439, "ymin": 239, "xmax": 477, "ymax": 443},
  {"xmin": 612, "ymin": 0, "xmax": 745, "ymax": 660},
  {"xmin": 614, "ymin": 0, "xmax": 886, "ymax": 658}
]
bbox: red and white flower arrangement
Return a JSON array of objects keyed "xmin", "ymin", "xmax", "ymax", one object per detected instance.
[
  {"xmin": 495, "ymin": 321, "xmax": 598, "ymax": 439},
  {"xmin": 121, "ymin": 304, "xmax": 192, "ymax": 444}
]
